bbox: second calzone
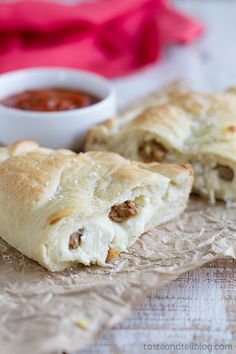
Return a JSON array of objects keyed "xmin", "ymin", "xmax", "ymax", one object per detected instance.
[
  {"xmin": 86, "ymin": 90, "xmax": 236, "ymax": 204},
  {"xmin": 0, "ymin": 141, "xmax": 193, "ymax": 271}
]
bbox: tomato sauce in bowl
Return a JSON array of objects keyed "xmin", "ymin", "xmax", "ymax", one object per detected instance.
[
  {"xmin": 0, "ymin": 88, "xmax": 100, "ymax": 112},
  {"xmin": 0, "ymin": 68, "xmax": 116, "ymax": 149}
]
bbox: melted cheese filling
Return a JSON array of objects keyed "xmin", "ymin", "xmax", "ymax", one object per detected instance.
[
  {"xmin": 45, "ymin": 192, "xmax": 158, "ymax": 268},
  {"xmin": 45, "ymin": 178, "xmax": 187, "ymax": 270},
  {"xmin": 192, "ymin": 161, "xmax": 236, "ymax": 204},
  {"xmin": 136, "ymin": 134, "xmax": 236, "ymax": 205}
]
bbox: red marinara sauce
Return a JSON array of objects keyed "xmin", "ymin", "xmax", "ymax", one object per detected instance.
[{"xmin": 1, "ymin": 88, "xmax": 100, "ymax": 112}]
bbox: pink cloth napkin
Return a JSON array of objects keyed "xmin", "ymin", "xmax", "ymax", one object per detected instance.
[{"xmin": 0, "ymin": 0, "xmax": 204, "ymax": 77}]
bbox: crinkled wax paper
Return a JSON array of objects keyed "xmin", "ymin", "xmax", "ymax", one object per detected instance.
[{"xmin": 1, "ymin": 84, "xmax": 236, "ymax": 354}]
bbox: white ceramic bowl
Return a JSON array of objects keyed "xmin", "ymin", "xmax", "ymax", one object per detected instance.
[{"xmin": 0, "ymin": 68, "xmax": 116, "ymax": 149}]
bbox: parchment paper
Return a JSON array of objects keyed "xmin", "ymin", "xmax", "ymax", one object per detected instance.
[{"xmin": 1, "ymin": 84, "xmax": 236, "ymax": 354}]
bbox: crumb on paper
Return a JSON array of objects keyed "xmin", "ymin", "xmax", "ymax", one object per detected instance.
[{"xmin": 74, "ymin": 318, "xmax": 90, "ymax": 330}]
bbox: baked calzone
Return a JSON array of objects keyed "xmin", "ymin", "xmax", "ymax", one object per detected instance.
[
  {"xmin": 0, "ymin": 141, "xmax": 193, "ymax": 271},
  {"xmin": 86, "ymin": 91, "xmax": 236, "ymax": 204}
]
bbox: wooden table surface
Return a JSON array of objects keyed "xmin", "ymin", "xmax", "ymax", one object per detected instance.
[{"xmin": 80, "ymin": 1, "xmax": 236, "ymax": 353}]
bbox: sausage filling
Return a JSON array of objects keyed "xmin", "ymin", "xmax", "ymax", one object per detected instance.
[
  {"xmin": 139, "ymin": 139, "xmax": 167, "ymax": 162},
  {"xmin": 106, "ymin": 248, "xmax": 120, "ymax": 263},
  {"xmin": 109, "ymin": 200, "xmax": 138, "ymax": 222},
  {"xmin": 216, "ymin": 164, "xmax": 234, "ymax": 181},
  {"xmin": 68, "ymin": 228, "xmax": 84, "ymax": 250}
]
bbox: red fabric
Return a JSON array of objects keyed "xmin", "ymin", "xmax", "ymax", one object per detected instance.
[{"xmin": 0, "ymin": 0, "xmax": 204, "ymax": 77}]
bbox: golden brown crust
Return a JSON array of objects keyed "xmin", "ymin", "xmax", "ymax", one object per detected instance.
[{"xmin": 8, "ymin": 140, "xmax": 39, "ymax": 155}]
